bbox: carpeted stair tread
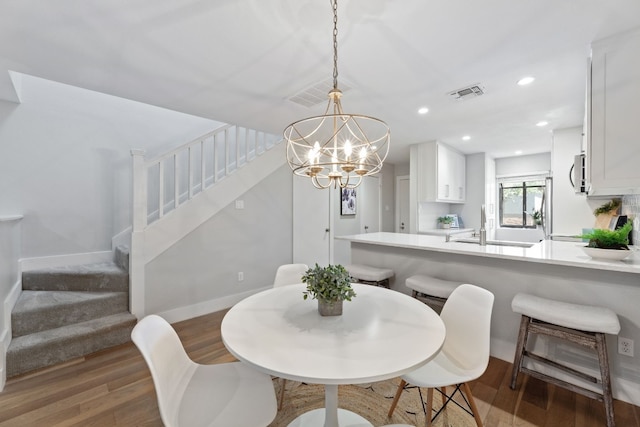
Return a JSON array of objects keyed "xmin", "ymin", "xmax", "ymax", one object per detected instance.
[
  {"xmin": 12, "ymin": 291, "xmax": 129, "ymax": 338},
  {"xmin": 6, "ymin": 312, "xmax": 137, "ymax": 378},
  {"xmin": 22, "ymin": 262, "xmax": 128, "ymax": 292}
]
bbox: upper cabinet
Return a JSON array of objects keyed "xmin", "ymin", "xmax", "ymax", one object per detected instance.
[
  {"xmin": 411, "ymin": 141, "xmax": 466, "ymax": 203},
  {"xmin": 588, "ymin": 27, "xmax": 640, "ymax": 196}
]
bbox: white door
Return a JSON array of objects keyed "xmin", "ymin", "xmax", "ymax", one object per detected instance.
[
  {"xmin": 293, "ymin": 176, "xmax": 331, "ymax": 266},
  {"xmin": 360, "ymin": 176, "xmax": 380, "ymax": 233},
  {"xmin": 396, "ymin": 176, "xmax": 410, "ymax": 233}
]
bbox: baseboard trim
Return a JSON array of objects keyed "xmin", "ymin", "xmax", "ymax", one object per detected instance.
[
  {"xmin": 20, "ymin": 251, "xmax": 113, "ymax": 272},
  {"xmin": 156, "ymin": 286, "xmax": 271, "ymax": 324}
]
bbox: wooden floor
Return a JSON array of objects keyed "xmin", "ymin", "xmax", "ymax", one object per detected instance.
[{"xmin": 0, "ymin": 309, "xmax": 638, "ymax": 427}]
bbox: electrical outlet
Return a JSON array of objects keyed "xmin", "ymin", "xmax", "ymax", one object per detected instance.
[
  {"xmin": 618, "ymin": 337, "xmax": 634, "ymax": 357},
  {"xmin": 237, "ymin": 272, "xmax": 244, "ymax": 282}
]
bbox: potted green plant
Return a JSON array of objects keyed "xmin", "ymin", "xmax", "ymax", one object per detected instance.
[
  {"xmin": 437, "ymin": 216, "xmax": 454, "ymax": 229},
  {"xmin": 531, "ymin": 210, "xmax": 542, "ymax": 226},
  {"xmin": 302, "ymin": 264, "xmax": 356, "ymax": 316},
  {"xmin": 578, "ymin": 220, "xmax": 633, "ymax": 260}
]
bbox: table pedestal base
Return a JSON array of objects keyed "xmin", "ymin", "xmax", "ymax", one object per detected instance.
[{"xmin": 287, "ymin": 408, "xmax": 372, "ymax": 427}]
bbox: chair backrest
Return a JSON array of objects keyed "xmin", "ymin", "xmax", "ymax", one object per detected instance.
[
  {"xmin": 440, "ymin": 284, "xmax": 494, "ymax": 376},
  {"xmin": 131, "ymin": 315, "xmax": 197, "ymax": 427},
  {"xmin": 273, "ymin": 263, "xmax": 308, "ymax": 287}
]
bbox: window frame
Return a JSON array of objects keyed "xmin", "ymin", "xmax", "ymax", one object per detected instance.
[{"xmin": 498, "ymin": 177, "xmax": 546, "ymax": 229}]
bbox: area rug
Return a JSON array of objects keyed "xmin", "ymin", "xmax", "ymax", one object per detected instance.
[{"xmin": 269, "ymin": 377, "xmax": 476, "ymax": 427}]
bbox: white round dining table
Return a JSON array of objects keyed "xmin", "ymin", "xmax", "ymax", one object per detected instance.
[{"xmin": 221, "ymin": 283, "xmax": 446, "ymax": 427}]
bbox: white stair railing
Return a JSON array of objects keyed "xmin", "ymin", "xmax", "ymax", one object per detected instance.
[
  {"xmin": 132, "ymin": 125, "xmax": 281, "ymax": 230},
  {"xmin": 129, "ymin": 124, "xmax": 283, "ymax": 319}
]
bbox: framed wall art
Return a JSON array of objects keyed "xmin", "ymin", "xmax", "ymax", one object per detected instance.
[{"xmin": 340, "ymin": 188, "xmax": 356, "ymax": 215}]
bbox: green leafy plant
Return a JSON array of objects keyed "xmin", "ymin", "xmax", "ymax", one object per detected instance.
[
  {"xmin": 579, "ymin": 220, "xmax": 633, "ymax": 250},
  {"xmin": 531, "ymin": 210, "xmax": 542, "ymax": 225},
  {"xmin": 302, "ymin": 264, "xmax": 356, "ymax": 303},
  {"xmin": 593, "ymin": 199, "xmax": 621, "ymax": 216},
  {"xmin": 437, "ymin": 216, "xmax": 454, "ymax": 224}
]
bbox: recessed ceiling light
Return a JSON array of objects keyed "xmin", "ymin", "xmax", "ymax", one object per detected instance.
[
  {"xmin": 515, "ymin": 150, "xmax": 523, "ymax": 155},
  {"xmin": 517, "ymin": 76, "xmax": 535, "ymax": 86},
  {"xmin": 536, "ymin": 121, "xmax": 548, "ymax": 127},
  {"xmin": 418, "ymin": 107, "xmax": 429, "ymax": 115},
  {"xmin": 462, "ymin": 135, "xmax": 471, "ymax": 141}
]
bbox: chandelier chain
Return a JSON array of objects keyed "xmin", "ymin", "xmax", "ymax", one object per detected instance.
[{"xmin": 332, "ymin": 0, "xmax": 339, "ymax": 90}]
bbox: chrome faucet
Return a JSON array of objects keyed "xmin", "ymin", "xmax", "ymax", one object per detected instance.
[{"xmin": 479, "ymin": 204, "xmax": 487, "ymax": 246}]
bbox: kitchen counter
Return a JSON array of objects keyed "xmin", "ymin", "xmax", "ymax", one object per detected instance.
[
  {"xmin": 337, "ymin": 232, "xmax": 640, "ymax": 274},
  {"xmin": 338, "ymin": 232, "xmax": 640, "ymax": 405}
]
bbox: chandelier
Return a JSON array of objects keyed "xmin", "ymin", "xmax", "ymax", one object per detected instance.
[{"xmin": 284, "ymin": 0, "xmax": 390, "ymax": 189}]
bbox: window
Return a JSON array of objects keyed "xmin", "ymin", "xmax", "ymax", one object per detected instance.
[{"xmin": 498, "ymin": 177, "xmax": 546, "ymax": 228}]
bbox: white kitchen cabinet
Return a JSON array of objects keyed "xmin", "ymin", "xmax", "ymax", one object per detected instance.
[
  {"xmin": 411, "ymin": 141, "xmax": 466, "ymax": 203},
  {"xmin": 588, "ymin": 27, "xmax": 640, "ymax": 196}
]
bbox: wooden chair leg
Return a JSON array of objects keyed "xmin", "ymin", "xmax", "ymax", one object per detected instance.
[
  {"xmin": 462, "ymin": 382, "xmax": 484, "ymax": 427},
  {"xmin": 510, "ymin": 315, "xmax": 531, "ymax": 389},
  {"xmin": 426, "ymin": 387, "xmax": 434, "ymax": 427},
  {"xmin": 595, "ymin": 333, "xmax": 616, "ymax": 427},
  {"xmin": 440, "ymin": 386, "xmax": 447, "ymax": 406},
  {"xmin": 388, "ymin": 379, "xmax": 407, "ymax": 417},
  {"xmin": 278, "ymin": 378, "xmax": 287, "ymax": 410}
]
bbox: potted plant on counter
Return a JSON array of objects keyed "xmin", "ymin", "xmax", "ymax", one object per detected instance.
[
  {"xmin": 437, "ymin": 216, "xmax": 454, "ymax": 229},
  {"xmin": 531, "ymin": 209, "xmax": 542, "ymax": 226},
  {"xmin": 302, "ymin": 264, "xmax": 356, "ymax": 316},
  {"xmin": 579, "ymin": 220, "xmax": 633, "ymax": 260}
]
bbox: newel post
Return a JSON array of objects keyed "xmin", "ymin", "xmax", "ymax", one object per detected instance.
[{"xmin": 130, "ymin": 149, "xmax": 146, "ymax": 318}]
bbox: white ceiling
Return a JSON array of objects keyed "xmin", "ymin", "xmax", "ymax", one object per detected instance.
[{"xmin": 2, "ymin": 0, "xmax": 640, "ymax": 164}]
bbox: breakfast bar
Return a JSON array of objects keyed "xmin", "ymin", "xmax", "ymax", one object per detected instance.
[{"xmin": 337, "ymin": 232, "xmax": 640, "ymax": 406}]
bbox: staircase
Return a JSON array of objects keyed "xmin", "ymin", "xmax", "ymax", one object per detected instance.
[{"xmin": 6, "ymin": 247, "xmax": 136, "ymax": 378}]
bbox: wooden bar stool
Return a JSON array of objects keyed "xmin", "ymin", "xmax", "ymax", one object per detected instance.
[
  {"xmin": 510, "ymin": 293, "xmax": 620, "ymax": 427},
  {"xmin": 345, "ymin": 264, "xmax": 394, "ymax": 288},
  {"xmin": 405, "ymin": 275, "xmax": 459, "ymax": 312}
]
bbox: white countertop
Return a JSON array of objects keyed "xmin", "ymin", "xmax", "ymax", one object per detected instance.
[{"xmin": 337, "ymin": 232, "xmax": 640, "ymax": 274}]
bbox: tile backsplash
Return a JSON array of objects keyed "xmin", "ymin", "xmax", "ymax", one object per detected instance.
[{"xmin": 622, "ymin": 194, "xmax": 640, "ymax": 246}]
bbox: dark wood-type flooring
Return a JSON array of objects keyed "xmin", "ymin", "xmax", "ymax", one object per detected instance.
[{"xmin": 0, "ymin": 309, "xmax": 638, "ymax": 426}]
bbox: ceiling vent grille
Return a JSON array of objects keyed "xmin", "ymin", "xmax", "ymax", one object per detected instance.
[
  {"xmin": 288, "ymin": 78, "xmax": 352, "ymax": 108},
  {"xmin": 448, "ymin": 83, "xmax": 485, "ymax": 100}
]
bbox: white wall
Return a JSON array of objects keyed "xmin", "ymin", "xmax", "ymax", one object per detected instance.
[
  {"xmin": 551, "ymin": 126, "xmax": 600, "ymax": 235},
  {"xmin": 145, "ymin": 166, "xmax": 292, "ymax": 315},
  {"xmin": 496, "ymin": 152, "xmax": 551, "ymax": 176},
  {"xmin": 0, "ymin": 74, "xmax": 221, "ymax": 258}
]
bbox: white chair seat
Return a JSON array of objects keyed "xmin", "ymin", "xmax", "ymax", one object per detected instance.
[
  {"xmin": 406, "ymin": 275, "xmax": 458, "ymax": 299},
  {"xmin": 346, "ymin": 264, "xmax": 394, "ymax": 281},
  {"xmin": 403, "ymin": 350, "xmax": 487, "ymax": 388},
  {"xmin": 511, "ymin": 293, "xmax": 620, "ymax": 335}
]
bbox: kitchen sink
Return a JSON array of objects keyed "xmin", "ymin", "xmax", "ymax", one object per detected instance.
[{"xmin": 450, "ymin": 238, "xmax": 535, "ymax": 248}]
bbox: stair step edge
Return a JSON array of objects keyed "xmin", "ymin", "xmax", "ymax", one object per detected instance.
[
  {"xmin": 6, "ymin": 313, "xmax": 137, "ymax": 377},
  {"xmin": 12, "ymin": 291, "xmax": 127, "ymax": 314},
  {"xmin": 8, "ymin": 312, "xmax": 137, "ymax": 351}
]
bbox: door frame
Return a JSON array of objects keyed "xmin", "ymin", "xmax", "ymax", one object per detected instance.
[{"xmin": 395, "ymin": 175, "xmax": 410, "ymax": 233}]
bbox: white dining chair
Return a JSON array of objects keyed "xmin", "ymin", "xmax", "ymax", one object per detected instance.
[
  {"xmin": 273, "ymin": 263, "xmax": 308, "ymax": 287},
  {"xmin": 131, "ymin": 315, "xmax": 277, "ymax": 427},
  {"xmin": 272, "ymin": 263, "xmax": 308, "ymax": 409},
  {"xmin": 388, "ymin": 284, "xmax": 494, "ymax": 427}
]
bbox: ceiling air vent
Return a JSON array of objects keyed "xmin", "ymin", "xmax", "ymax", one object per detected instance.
[
  {"xmin": 288, "ymin": 77, "xmax": 352, "ymax": 108},
  {"xmin": 448, "ymin": 83, "xmax": 485, "ymax": 100}
]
